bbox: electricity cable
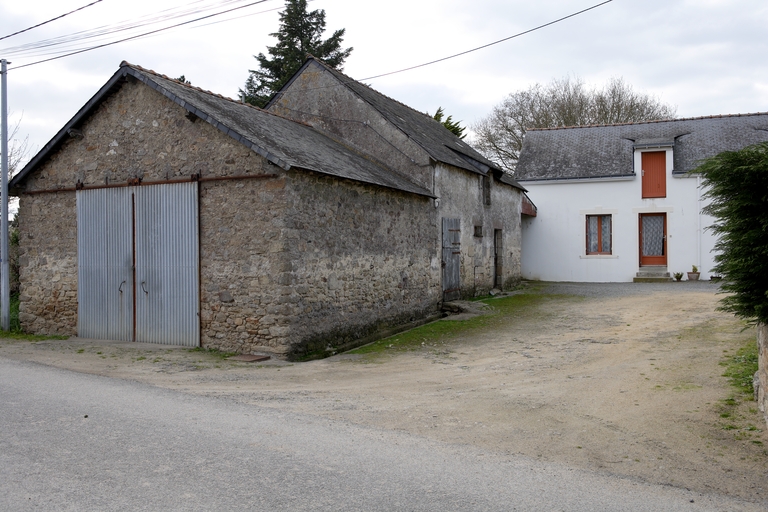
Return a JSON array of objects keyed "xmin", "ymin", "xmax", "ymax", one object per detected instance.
[
  {"xmin": 0, "ymin": 0, "xmax": 264, "ymax": 57},
  {"xmin": 10, "ymin": 0, "xmax": 271, "ymax": 70},
  {"xmin": 360, "ymin": 0, "xmax": 613, "ymax": 81},
  {"xmin": 0, "ymin": 0, "xmax": 106, "ymax": 42}
]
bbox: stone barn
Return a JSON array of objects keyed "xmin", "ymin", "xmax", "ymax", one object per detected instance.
[{"xmin": 11, "ymin": 61, "xmax": 525, "ymax": 358}]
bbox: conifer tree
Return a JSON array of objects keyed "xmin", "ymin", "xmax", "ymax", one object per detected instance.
[
  {"xmin": 430, "ymin": 107, "xmax": 466, "ymax": 139},
  {"xmin": 240, "ymin": 0, "xmax": 353, "ymax": 107},
  {"xmin": 698, "ymin": 142, "xmax": 768, "ymax": 324}
]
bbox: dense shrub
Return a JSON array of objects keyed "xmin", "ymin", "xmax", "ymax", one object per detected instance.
[{"xmin": 698, "ymin": 142, "xmax": 768, "ymax": 323}]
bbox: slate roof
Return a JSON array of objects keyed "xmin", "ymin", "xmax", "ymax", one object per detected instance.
[
  {"xmin": 11, "ymin": 62, "xmax": 434, "ymax": 198},
  {"xmin": 515, "ymin": 113, "xmax": 768, "ymax": 181},
  {"xmin": 269, "ymin": 57, "xmax": 524, "ymax": 191}
]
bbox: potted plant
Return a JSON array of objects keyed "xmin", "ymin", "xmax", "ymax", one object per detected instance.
[
  {"xmin": 687, "ymin": 265, "xmax": 700, "ymax": 281},
  {"xmin": 673, "ymin": 272, "xmax": 683, "ymax": 282}
]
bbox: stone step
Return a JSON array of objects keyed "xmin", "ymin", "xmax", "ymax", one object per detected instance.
[
  {"xmin": 634, "ymin": 267, "xmax": 673, "ymax": 282},
  {"xmin": 633, "ymin": 276, "xmax": 674, "ymax": 283}
]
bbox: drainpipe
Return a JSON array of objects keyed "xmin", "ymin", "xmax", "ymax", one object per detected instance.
[{"xmin": 697, "ymin": 174, "xmax": 702, "ymax": 273}]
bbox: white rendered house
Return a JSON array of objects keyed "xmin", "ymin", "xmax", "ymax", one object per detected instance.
[{"xmin": 515, "ymin": 113, "xmax": 768, "ymax": 282}]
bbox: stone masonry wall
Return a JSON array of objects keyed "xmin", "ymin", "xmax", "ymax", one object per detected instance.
[
  {"xmin": 269, "ymin": 61, "xmax": 434, "ymax": 192},
  {"xmin": 281, "ymin": 170, "xmax": 440, "ymax": 358},
  {"xmin": 17, "ymin": 192, "xmax": 78, "ymax": 335},
  {"xmin": 435, "ymin": 164, "xmax": 523, "ymax": 297},
  {"xmin": 758, "ymin": 323, "xmax": 768, "ymax": 428},
  {"xmin": 198, "ymin": 177, "xmax": 291, "ymax": 355}
]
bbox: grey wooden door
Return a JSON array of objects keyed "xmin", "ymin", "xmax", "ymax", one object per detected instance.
[
  {"xmin": 442, "ymin": 218, "xmax": 461, "ymax": 301},
  {"xmin": 494, "ymin": 229, "xmax": 503, "ymax": 288},
  {"xmin": 77, "ymin": 183, "xmax": 199, "ymax": 346}
]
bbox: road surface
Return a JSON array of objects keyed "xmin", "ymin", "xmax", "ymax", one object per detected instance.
[{"xmin": 0, "ymin": 357, "xmax": 761, "ymax": 511}]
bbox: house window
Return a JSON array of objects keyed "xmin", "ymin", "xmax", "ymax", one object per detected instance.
[
  {"xmin": 482, "ymin": 175, "xmax": 491, "ymax": 205},
  {"xmin": 586, "ymin": 215, "xmax": 612, "ymax": 254},
  {"xmin": 474, "ymin": 225, "xmax": 483, "ymax": 237}
]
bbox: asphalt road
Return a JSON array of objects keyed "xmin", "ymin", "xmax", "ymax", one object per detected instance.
[{"xmin": 0, "ymin": 356, "xmax": 759, "ymax": 511}]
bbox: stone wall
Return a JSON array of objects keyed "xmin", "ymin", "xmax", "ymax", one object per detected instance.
[
  {"xmin": 17, "ymin": 192, "xmax": 78, "ymax": 335},
  {"xmin": 198, "ymin": 177, "xmax": 290, "ymax": 355},
  {"xmin": 268, "ymin": 61, "xmax": 434, "ymax": 192},
  {"xmin": 435, "ymin": 164, "xmax": 523, "ymax": 297},
  {"xmin": 758, "ymin": 322, "xmax": 768, "ymax": 428},
  {"xmin": 282, "ymin": 170, "xmax": 439, "ymax": 358}
]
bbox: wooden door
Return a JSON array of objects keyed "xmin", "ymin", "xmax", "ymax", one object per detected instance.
[
  {"xmin": 641, "ymin": 151, "xmax": 666, "ymax": 198},
  {"xmin": 639, "ymin": 213, "xmax": 667, "ymax": 266},
  {"xmin": 494, "ymin": 229, "xmax": 503, "ymax": 288},
  {"xmin": 441, "ymin": 218, "xmax": 461, "ymax": 301}
]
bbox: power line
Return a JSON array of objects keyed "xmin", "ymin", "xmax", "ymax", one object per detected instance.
[
  {"xmin": 10, "ymin": 0, "xmax": 272, "ymax": 70},
  {"xmin": 0, "ymin": 0, "xmax": 106, "ymax": 42},
  {"xmin": 0, "ymin": 0, "xmax": 262, "ymax": 58},
  {"xmin": 361, "ymin": 0, "xmax": 614, "ymax": 81}
]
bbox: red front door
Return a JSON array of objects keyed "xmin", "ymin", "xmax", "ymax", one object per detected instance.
[{"xmin": 639, "ymin": 213, "xmax": 667, "ymax": 266}]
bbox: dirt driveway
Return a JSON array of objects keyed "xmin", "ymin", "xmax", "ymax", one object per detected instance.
[{"xmin": 1, "ymin": 282, "xmax": 766, "ymax": 505}]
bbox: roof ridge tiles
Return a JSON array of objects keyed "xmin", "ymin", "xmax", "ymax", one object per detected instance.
[
  {"xmin": 527, "ymin": 111, "xmax": 768, "ymax": 132},
  {"xmin": 121, "ymin": 61, "xmax": 314, "ymax": 127}
]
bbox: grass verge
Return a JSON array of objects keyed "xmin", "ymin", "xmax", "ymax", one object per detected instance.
[
  {"xmin": 721, "ymin": 338, "xmax": 759, "ymax": 395},
  {"xmin": 716, "ymin": 336, "xmax": 764, "ymax": 445},
  {"xmin": 348, "ymin": 291, "xmax": 564, "ymax": 357},
  {"xmin": 187, "ymin": 347, "xmax": 239, "ymax": 359}
]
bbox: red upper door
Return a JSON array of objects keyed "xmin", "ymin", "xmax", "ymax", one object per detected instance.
[{"xmin": 641, "ymin": 151, "xmax": 666, "ymax": 198}]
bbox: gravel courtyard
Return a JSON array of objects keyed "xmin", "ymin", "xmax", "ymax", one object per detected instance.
[{"xmin": 1, "ymin": 281, "xmax": 766, "ymax": 505}]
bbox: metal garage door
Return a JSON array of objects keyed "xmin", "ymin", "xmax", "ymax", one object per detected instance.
[{"xmin": 77, "ymin": 183, "xmax": 199, "ymax": 346}]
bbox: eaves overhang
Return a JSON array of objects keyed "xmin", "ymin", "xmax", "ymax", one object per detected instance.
[{"xmin": 517, "ymin": 173, "xmax": 636, "ymax": 185}]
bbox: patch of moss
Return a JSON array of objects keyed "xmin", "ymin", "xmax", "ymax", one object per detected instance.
[
  {"xmin": 187, "ymin": 347, "xmax": 239, "ymax": 359},
  {"xmin": 348, "ymin": 292, "xmax": 564, "ymax": 357}
]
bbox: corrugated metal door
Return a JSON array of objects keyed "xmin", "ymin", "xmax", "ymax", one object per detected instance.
[
  {"xmin": 135, "ymin": 183, "xmax": 199, "ymax": 346},
  {"xmin": 77, "ymin": 183, "xmax": 199, "ymax": 346},
  {"xmin": 442, "ymin": 218, "xmax": 461, "ymax": 301},
  {"xmin": 77, "ymin": 188, "xmax": 134, "ymax": 340}
]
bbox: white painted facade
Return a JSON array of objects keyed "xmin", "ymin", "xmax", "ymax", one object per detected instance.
[{"xmin": 520, "ymin": 146, "xmax": 718, "ymax": 282}]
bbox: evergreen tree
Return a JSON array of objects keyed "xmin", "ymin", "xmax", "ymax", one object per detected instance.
[
  {"xmin": 430, "ymin": 107, "xmax": 466, "ymax": 139},
  {"xmin": 240, "ymin": 0, "xmax": 353, "ymax": 107},
  {"xmin": 698, "ymin": 142, "xmax": 768, "ymax": 324}
]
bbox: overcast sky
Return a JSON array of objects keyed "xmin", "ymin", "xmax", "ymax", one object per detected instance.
[{"xmin": 1, "ymin": 0, "xmax": 767, "ymax": 165}]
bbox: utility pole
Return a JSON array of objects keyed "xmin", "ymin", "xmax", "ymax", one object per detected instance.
[{"xmin": 1, "ymin": 59, "xmax": 9, "ymax": 331}]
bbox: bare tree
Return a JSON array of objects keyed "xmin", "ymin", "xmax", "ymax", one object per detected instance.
[
  {"xmin": 4, "ymin": 114, "xmax": 31, "ymax": 177},
  {"xmin": 471, "ymin": 76, "xmax": 677, "ymax": 172}
]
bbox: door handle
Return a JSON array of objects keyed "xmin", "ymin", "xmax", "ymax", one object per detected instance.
[
  {"xmin": 141, "ymin": 281, "xmax": 148, "ymax": 294},
  {"xmin": 119, "ymin": 280, "xmax": 126, "ymax": 293}
]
